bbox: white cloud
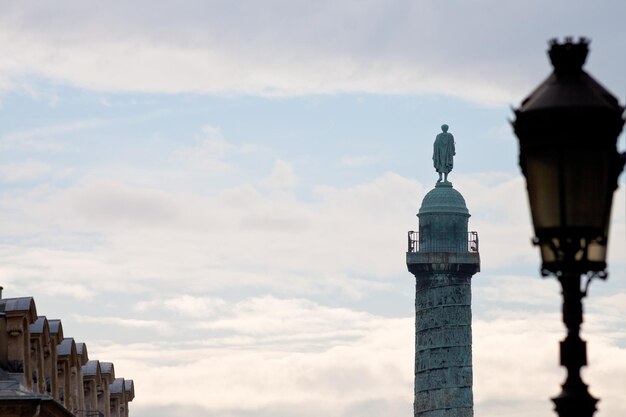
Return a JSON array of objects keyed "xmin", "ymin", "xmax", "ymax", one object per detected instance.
[
  {"xmin": 135, "ymin": 295, "xmax": 228, "ymax": 319},
  {"xmin": 0, "ymin": 120, "xmax": 102, "ymax": 151},
  {"xmin": 0, "ymin": 154, "xmax": 623, "ymax": 416},
  {"xmin": 476, "ymin": 274, "xmax": 561, "ymax": 307},
  {"xmin": 1, "ymin": 170, "xmax": 621, "ymax": 299},
  {"xmin": 473, "ymin": 308, "xmax": 626, "ymax": 417},
  {"xmin": 1, "ymin": 172, "xmax": 414, "ymax": 295},
  {"xmin": 40, "ymin": 282, "xmax": 95, "ymax": 300},
  {"xmin": 68, "ymin": 181, "xmax": 181, "ymax": 228},
  {"xmin": 133, "ymin": 294, "xmax": 395, "ymax": 350},
  {"xmin": 0, "ymin": 1, "xmax": 623, "ymax": 104},
  {"xmin": 79, "ymin": 293, "xmax": 626, "ymax": 417},
  {"xmin": 72, "ymin": 315, "xmax": 170, "ymax": 334},
  {"xmin": 261, "ymin": 159, "xmax": 298, "ymax": 189},
  {"xmin": 173, "ymin": 125, "xmax": 234, "ymax": 173},
  {"xmin": 0, "ymin": 159, "xmax": 52, "ymax": 182},
  {"xmin": 194, "ymin": 296, "xmax": 378, "ymax": 339},
  {"xmin": 87, "ymin": 298, "xmax": 414, "ymax": 416}
]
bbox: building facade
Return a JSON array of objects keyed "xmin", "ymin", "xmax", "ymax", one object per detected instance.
[{"xmin": 0, "ymin": 290, "xmax": 135, "ymax": 417}]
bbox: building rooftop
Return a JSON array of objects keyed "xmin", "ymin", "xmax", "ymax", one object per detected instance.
[{"xmin": 82, "ymin": 360, "xmax": 101, "ymax": 377}]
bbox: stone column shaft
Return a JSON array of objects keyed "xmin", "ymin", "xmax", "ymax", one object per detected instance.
[{"xmin": 414, "ymin": 275, "xmax": 473, "ymax": 417}]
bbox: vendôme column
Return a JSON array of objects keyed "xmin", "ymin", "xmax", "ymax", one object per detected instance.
[{"xmin": 406, "ymin": 125, "xmax": 480, "ymax": 417}]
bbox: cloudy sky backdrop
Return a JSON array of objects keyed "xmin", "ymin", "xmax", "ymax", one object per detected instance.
[{"xmin": 0, "ymin": 2, "xmax": 624, "ymax": 417}]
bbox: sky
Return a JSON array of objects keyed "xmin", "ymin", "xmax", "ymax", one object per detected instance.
[{"xmin": 0, "ymin": 1, "xmax": 625, "ymax": 417}]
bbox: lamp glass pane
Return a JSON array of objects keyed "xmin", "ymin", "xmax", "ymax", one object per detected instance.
[
  {"xmin": 524, "ymin": 146, "xmax": 613, "ymax": 238},
  {"xmin": 524, "ymin": 150, "xmax": 560, "ymax": 231},
  {"xmin": 587, "ymin": 239, "xmax": 607, "ymax": 264},
  {"xmin": 539, "ymin": 241, "xmax": 557, "ymax": 263},
  {"xmin": 563, "ymin": 149, "xmax": 611, "ymax": 232}
]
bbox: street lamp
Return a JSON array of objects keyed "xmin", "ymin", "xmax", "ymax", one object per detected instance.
[{"xmin": 512, "ymin": 37, "xmax": 625, "ymax": 417}]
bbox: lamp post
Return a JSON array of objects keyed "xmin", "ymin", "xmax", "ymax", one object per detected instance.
[{"xmin": 512, "ymin": 38, "xmax": 625, "ymax": 417}]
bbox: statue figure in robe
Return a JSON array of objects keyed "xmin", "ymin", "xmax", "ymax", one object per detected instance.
[{"xmin": 433, "ymin": 124, "xmax": 455, "ymax": 182}]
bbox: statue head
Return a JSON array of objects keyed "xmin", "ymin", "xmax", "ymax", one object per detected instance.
[{"xmin": 441, "ymin": 124, "xmax": 449, "ymax": 132}]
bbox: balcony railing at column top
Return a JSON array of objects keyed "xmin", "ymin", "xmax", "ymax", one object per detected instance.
[{"xmin": 407, "ymin": 231, "xmax": 479, "ymax": 253}]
